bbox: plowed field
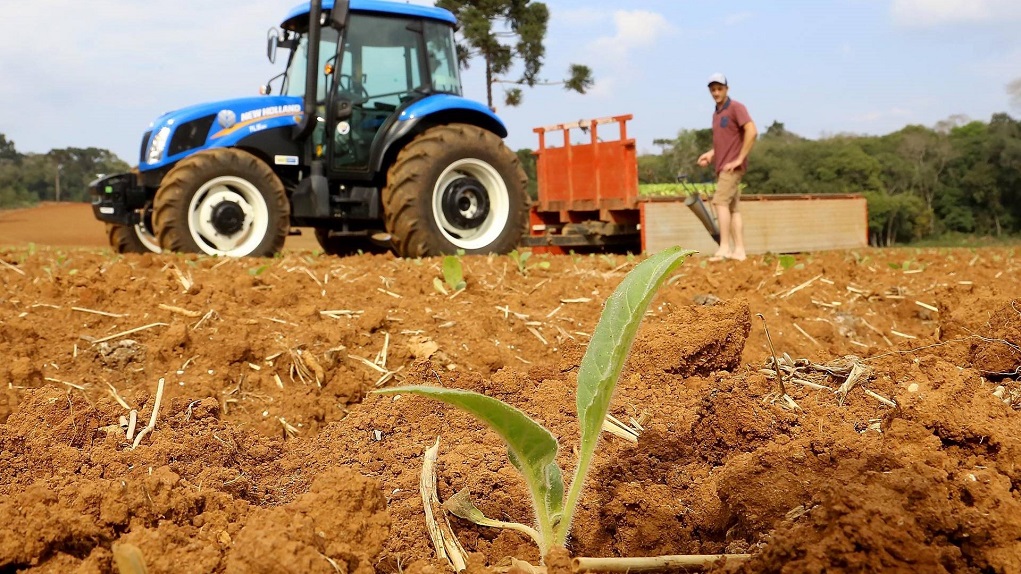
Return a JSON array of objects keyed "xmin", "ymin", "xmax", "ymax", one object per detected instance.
[{"xmin": 1, "ymin": 203, "xmax": 1019, "ymax": 573}]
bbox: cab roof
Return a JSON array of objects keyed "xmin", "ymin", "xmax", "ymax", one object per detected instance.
[{"xmin": 282, "ymin": 0, "xmax": 456, "ymax": 31}]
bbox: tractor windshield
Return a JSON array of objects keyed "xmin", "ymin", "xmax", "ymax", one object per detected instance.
[
  {"xmin": 281, "ymin": 28, "xmax": 341, "ymax": 101},
  {"xmin": 278, "ymin": 19, "xmax": 459, "ymax": 100}
]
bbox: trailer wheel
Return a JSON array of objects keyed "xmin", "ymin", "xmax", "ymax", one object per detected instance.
[
  {"xmin": 106, "ymin": 217, "xmax": 161, "ymax": 254},
  {"xmin": 313, "ymin": 229, "xmax": 390, "ymax": 257},
  {"xmin": 153, "ymin": 148, "xmax": 289, "ymax": 257},
  {"xmin": 382, "ymin": 124, "xmax": 528, "ymax": 257}
]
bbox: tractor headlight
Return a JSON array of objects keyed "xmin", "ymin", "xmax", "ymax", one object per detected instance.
[{"xmin": 146, "ymin": 126, "xmax": 172, "ymax": 165}]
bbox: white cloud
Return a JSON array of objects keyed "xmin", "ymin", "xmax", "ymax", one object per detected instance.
[
  {"xmin": 891, "ymin": 0, "xmax": 1021, "ymax": 27},
  {"xmin": 724, "ymin": 11, "xmax": 753, "ymax": 26},
  {"xmin": 588, "ymin": 10, "xmax": 674, "ymax": 68}
]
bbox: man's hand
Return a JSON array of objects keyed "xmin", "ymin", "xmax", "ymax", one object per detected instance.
[
  {"xmin": 721, "ymin": 158, "xmax": 743, "ymax": 172},
  {"xmin": 697, "ymin": 150, "xmax": 714, "ymax": 167}
]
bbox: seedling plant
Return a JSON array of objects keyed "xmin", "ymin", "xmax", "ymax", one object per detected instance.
[
  {"xmin": 378, "ymin": 246, "xmax": 694, "ymax": 555},
  {"xmin": 434, "ymin": 254, "xmax": 466, "ymax": 294},
  {"xmin": 508, "ymin": 249, "xmax": 549, "ymax": 276}
]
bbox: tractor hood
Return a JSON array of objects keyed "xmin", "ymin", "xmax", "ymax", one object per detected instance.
[{"xmin": 139, "ymin": 95, "xmax": 303, "ymax": 171}]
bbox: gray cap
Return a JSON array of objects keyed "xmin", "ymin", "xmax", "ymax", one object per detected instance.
[{"xmin": 707, "ymin": 73, "xmax": 728, "ymax": 86}]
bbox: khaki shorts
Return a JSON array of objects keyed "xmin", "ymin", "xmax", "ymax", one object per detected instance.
[{"xmin": 712, "ymin": 168, "xmax": 744, "ymax": 213}]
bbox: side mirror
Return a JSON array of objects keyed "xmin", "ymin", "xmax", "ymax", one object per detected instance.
[
  {"xmin": 266, "ymin": 28, "xmax": 280, "ymax": 63},
  {"xmin": 330, "ymin": 0, "xmax": 349, "ymax": 29}
]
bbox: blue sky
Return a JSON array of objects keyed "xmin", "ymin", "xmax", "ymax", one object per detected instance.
[{"xmin": 2, "ymin": 0, "xmax": 1019, "ymax": 165}]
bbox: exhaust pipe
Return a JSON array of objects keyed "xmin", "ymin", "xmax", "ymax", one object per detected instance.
[{"xmin": 684, "ymin": 193, "xmax": 720, "ymax": 245}]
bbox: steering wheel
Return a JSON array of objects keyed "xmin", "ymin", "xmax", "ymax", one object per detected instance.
[{"xmin": 338, "ymin": 73, "xmax": 370, "ymax": 103}]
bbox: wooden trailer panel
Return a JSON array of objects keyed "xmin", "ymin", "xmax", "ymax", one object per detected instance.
[{"xmin": 641, "ymin": 194, "xmax": 869, "ymax": 255}]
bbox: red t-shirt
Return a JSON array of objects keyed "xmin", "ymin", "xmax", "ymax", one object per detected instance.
[{"xmin": 712, "ymin": 98, "xmax": 753, "ymax": 174}]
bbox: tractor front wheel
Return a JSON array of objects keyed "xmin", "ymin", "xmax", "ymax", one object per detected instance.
[
  {"xmin": 106, "ymin": 211, "xmax": 161, "ymax": 254},
  {"xmin": 382, "ymin": 124, "xmax": 528, "ymax": 257},
  {"xmin": 153, "ymin": 148, "xmax": 289, "ymax": 257}
]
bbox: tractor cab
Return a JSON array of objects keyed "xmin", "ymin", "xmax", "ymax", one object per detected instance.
[{"xmin": 271, "ymin": 2, "xmax": 462, "ymax": 175}]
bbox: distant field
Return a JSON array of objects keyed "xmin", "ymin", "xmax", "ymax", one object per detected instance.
[{"xmin": 0, "ymin": 202, "xmax": 321, "ymax": 251}]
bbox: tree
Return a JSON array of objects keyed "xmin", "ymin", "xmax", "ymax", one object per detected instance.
[
  {"xmin": 0, "ymin": 134, "xmax": 19, "ymax": 162},
  {"xmin": 45, "ymin": 147, "xmax": 131, "ymax": 203},
  {"xmin": 437, "ymin": 0, "xmax": 593, "ymax": 110},
  {"xmin": 516, "ymin": 147, "xmax": 538, "ymax": 199},
  {"xmin": 648, "ymin": 128, "xmax": 713, "ymax": 183},
  {"xmin": 891, "ymin": 125, "xmax": 955, "ymax": 233},
  {"xmin": 864, "ymin": 191, "xmax": 928, "ymax": 246},
  {"xmin": 813, "ymin": 139, "xmax": 885, "ymax": 194},
  {"xmin": 760, "ymin": 121, "xmax": 803, "ymax": 144},
  {"xmin": 1009, "ymin": 78, "xmax": 1021, "ymax": 109}
]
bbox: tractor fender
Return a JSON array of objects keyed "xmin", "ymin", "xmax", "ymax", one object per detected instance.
[
  {"xmin": 370, "ymin": 95, "xmax": 508, "ymax": 174},
  {"xmin": 233, "ymin": 127, "xmax": 306, "ymax": 169}
]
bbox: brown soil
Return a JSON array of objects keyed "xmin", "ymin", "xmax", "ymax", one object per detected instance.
[{"xmin": 1, "ymin": 203, "xmax": 1019, "ymax": 573}]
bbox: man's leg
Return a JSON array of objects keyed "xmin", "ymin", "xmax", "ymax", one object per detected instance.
[
  {"xmin": 711, "ymin": 170, "xmax": 740, "ymax": 259},
  {"xmin": 728, "ymin": 170, "xmax": 746, "ymax": 260},
  {"xmin": 730, "ymin": 212, "xmax": 746, "ymax": 260},
  {"xmin": 713, "ymin": 206, "xmax": 733, "ymax": 259}
]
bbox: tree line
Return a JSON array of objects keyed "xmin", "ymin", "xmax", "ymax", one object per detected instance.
[
  {"xmin": 0, "ymin": 134, "xmax": 130, "ymax": 208},
  {"xmin": 637, "ymin": 113, "xmax": 1021, "ymax": 245}
]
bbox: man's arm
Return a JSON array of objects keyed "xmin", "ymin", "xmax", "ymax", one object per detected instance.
[{"xmin": 722, "ymin": 121, "xmax": 757, "ymax": 172}]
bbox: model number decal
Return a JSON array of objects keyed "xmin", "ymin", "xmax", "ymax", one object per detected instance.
[{"xmin": 275, "ymin": 155, "xmax": 300, "ymax": 166}]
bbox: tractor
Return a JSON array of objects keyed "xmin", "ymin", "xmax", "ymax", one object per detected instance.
[{"xmin": 89, "ymin": 0, "xmax": 528, "ymax": 258}]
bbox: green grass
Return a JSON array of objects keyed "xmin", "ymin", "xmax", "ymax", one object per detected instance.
[{"xmin": 906, "ymin": 232, "xmax": 1021, "ymax": 248}]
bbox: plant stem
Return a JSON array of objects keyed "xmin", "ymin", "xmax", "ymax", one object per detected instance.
[
  {"xmin": 529, "ymin": 486, "xmax": 557, "ymax": 554},
  {"xmin": 554, "ymin": 450, "xmax": 595, "ymax": 546},
  {"xmin": 572, "ymin": 554, "xmax": 752, "ymax": 572}
]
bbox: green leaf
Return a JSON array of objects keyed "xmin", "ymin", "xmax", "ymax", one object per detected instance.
[
  {"xmin": 576, "ymin": 245, "xmax": 693, "ymax": 453},
  {"xmin": 433, "ymin": 276, "xmax": 448, "ymax": 295},
  {"xmin": 376, "ymin": 385, "xmax": 563, "ymax": 540},
  {"xmin": 558, "ymin": 246, "xmax": 693, "ymax": 544},
  {"xmin": 442, "ymin": 255, "xmax": 465, "ymax": 291},
  {"xmin": 443, "ymin": 488, "xmax": 542, "ymax": 546},
  {"xmin": 778, "ymin": 255, "xmax": 797, "ymax": 269}
]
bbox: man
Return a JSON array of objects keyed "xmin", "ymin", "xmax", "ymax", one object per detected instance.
[{"xmin": 697, "ymin": 73, "xmax": 757, "ymax": 261}]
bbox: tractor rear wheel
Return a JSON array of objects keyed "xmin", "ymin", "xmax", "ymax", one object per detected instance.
[
  {"xmin": 382, "ymin": 124, "xmax": 528, "ymax": 257},
  {"xmin": 153, "ymin": 148, "xmax": 289, "ymax": 257},
  {"xmin": 106, "ymin": 215, "xmax": 161, "ymax": 254}
]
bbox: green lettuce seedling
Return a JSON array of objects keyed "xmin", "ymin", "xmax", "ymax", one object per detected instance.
[
  {"xmin": 508, "ymin": 249, "xmax": 550, "ymax": 276},
  {"xmin": 378, "ymin": 246, "xmax": 694, "ymax": 554},
  {"xmin": 434, "ymin": 254, "xmax": 467, "ymax": 294}
]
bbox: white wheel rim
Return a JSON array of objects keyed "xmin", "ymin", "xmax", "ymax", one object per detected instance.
[
  {"xmin": 134, "ymin": 221, "xmax": 161, "ymax": 253},
  {"xmin": 431, "ymin": 158, "xmax": 509, "ymax": 250},
  {"xmin": 187, "ymin": 176, "xmax": 269, "ymax": 256}
]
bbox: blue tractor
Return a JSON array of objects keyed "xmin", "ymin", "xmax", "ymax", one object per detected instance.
[{"xmin": 90, "ymin": 0, "xmax": 528, "ymax": 258}]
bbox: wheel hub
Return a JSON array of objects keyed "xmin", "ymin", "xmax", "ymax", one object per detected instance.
[
  {"xmin": 441, "ymin": 178, "xmax": 490, "ymax": 230},
  {"xmin": 209, "ymin": 201, "xmax": 246, "ymax": 236}
]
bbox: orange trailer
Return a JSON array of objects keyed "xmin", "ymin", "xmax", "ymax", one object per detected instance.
[{"xmin": 524, "ymin": 115, "xmax": 643, "ymax": 253}]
